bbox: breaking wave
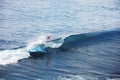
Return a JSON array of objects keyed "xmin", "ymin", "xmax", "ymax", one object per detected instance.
[{"xmin": 0, "ymin": 29, "xmax": 120, "ymax": 65}]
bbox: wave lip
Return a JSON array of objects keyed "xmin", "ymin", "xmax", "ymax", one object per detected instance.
[{"xmin": 28, "ymin": 38, "xmax": 64, "ymax": 57}]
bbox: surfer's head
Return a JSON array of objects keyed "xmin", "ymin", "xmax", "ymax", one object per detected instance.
[{"xmin": 47, "ymin": 36, "xmax": 52, "ymax": 40}]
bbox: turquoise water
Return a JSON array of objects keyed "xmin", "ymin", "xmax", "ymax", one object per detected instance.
[{"xmin": 0, "ymin": 0, "xmax": 120, "ymax": 80}]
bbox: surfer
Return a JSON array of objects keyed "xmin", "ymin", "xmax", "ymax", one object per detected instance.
[
  {"xmin": 47, "ymin": 36, "xmax": 52, "ymax": 41},
  {"xmin": 29, "ymin": 35, "xmax": 64, "ymax": 57}
]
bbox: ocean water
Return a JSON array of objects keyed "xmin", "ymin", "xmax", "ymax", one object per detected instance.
[{"xmin": 0, "ymin": 0, "xmax": 120, "ymax": 80}]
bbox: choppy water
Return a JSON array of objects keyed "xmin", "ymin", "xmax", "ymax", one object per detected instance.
[{"xmin": 0, "ymin": 0, "xmax": 120, "ymax": 80}]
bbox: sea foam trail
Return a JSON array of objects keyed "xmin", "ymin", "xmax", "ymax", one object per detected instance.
[
  {"xmin": 0, "ymin": 35, "xmax": 48, "ymax": 65},
  {"xmin": 0, "ymin": 48, "xmax": 29, "ymax": 65}
]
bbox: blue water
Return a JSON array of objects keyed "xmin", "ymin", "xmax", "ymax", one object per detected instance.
[{"xmin": 0, "ymin": 0, "xmax": 120, "ymax": 80}]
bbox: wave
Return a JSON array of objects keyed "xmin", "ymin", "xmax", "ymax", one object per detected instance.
[
  {"xmin": 0, "ymin": 29, "xmax": 120, "ymax": 65},
  {"xmin": 28, "ymin": 29, "xmax": 120, "ymax": 57},
  {"xmin": 46, "ymin": 29, "xmax": 120, "ymax": 51}
]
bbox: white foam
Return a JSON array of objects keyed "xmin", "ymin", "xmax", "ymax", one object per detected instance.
[
  {"xmin": 0, "ymin": 48, "xmax": 29, "ymax": 65},
  {"xmin": 45, "ymin": 38, "xmax": 64, "ymax": 48},
  {"xmin": 26, "ymin": 35, "xmax": 47, "ymax": 50},
  {"xmin": 0, "ymin": 35, "xmax": 58, "ymax": 65}
]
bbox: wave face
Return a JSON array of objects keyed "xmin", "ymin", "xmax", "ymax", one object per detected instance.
[{"xmin": 59, "ymin": 30, "xmax": 120, "ymax": 50}]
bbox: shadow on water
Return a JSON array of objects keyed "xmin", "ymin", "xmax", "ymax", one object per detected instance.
[{"xmin": 0, "ymin": 30, "xmax": 120, "ymax": 80}]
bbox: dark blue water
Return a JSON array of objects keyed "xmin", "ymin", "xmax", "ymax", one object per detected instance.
[{"xmin": 0, "ymin": 0, "xmax": 120, "ymax": 80}]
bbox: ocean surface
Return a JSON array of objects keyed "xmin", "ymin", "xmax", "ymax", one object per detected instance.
[{"xmin": 0, "ymin": 0, "xmax": 120, "ymax": 80}]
